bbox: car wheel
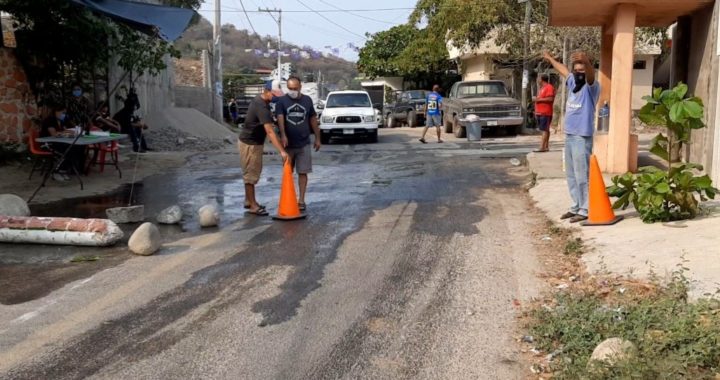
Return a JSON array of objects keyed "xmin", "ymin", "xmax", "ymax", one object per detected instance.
[
  {"xmin": 444, "ymin": 114, "xmax": 453, "ymax": 133},
  {"xmin": 407, "ymin": 111, "xmax": 417, "ymax": 128},
  {"xmin": 321, "ymin": 134, "xmax": 330, "ymax": 144},
  {"xmin": 386, "ymin": 114, "xmax": 396, "ymax": 128},
  {"xmin": 369, "ymin": 130, "xmax": 378, "ymax": 143},
  {"xmin": 453, "ymin": 117, "xmax": 466, "ymax": 138}
]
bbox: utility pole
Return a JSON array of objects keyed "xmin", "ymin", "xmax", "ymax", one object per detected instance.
[
  {"xmin": 212, "ymin": 0, "xmax": 222, "ymax": 122},
  {"xmin": 519, "ymin": 0, "xmax": 532, "ymax": 133},
  {"xmin": 259, "ymin": 7, "xmax": 282, "ymax": 83}
]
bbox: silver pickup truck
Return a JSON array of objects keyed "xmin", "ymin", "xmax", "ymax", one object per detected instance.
[{"xmin": 442, "ymin": 80, "xmax": 523, "ymax": 137}]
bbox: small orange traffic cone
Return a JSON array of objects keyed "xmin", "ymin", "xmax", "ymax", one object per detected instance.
[
  {"xmin": 581, "ymin": 154, "xmax": 623, "ymax": 226},
  {"xmin": 273, "ymin": 159, "xmax": 306, "ymax": 221}
]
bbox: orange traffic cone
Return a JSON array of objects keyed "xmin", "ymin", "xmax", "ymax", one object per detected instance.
[
  {"xmin": 273, "ymin": 159, "xmax": 306, "ymax": 221},
  {"xmin": 581, "ymin": 154, "xmax": 623, "ymax": 226}
]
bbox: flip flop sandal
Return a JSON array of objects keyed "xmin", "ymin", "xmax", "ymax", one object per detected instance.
[
  {"xmin": 244, "ymin": 204, "xmax": 265, "ymax": 209},
  {"xmin": 245, "ymin": 206, "xmax": 269, "ymax": 216},
  {"xmin": 298, "ymin": 202, "xmax": 306, "ymax": 211},
  {"xmin": 419, "ymin": 138, "xmax": 427, "ymax": 144},
  {"xmin": 533, "ymin": 149, "xmax": 549, "ymax": 153}
]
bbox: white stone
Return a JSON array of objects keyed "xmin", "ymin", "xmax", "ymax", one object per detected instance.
[
  {"xmin": 198, "ymin": 204, "xmax": 219, "ymax": 227},
  {"xmin": 128, "ymin": 222, "xmax": 161, "ymax": 256},
  {"xmin": 0, "ymin": 194, "xmax": 30, "ymax": 216},
  {"xmin": 590, "ymin": 338, "xmax": 636, "ymax": 365},
  {"xmin": 106, "ymin": 205, "xmax": 145, "ymax": 224},
  {"xmin": 157, "ymin": 205, "xmax": 182, "ymax": 224}
]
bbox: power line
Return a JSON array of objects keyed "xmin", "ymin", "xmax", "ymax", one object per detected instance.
[
  {"xmin": 293, "ymin": 0, "xmax": 366, "ymax": 39},
  {"xmin": 236, "ymin": 0, "xmax": 258, "ymax": 35},
  {"xmin": 197, "ymin": 7, "xmax": 420, "ymax": 14},
  {"xmin": 314, "ymin": 0, "xmax": 401, "ymax": 25}
]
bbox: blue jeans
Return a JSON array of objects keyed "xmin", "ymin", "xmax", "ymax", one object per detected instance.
[{"xmin": 565, "ymin": 134, "xmax": 593, "ymax": 216}]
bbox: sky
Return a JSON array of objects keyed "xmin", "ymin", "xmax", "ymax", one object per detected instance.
[{"xmin": 196, "ymin": 0, "xmax": 418, "ymax": 62}]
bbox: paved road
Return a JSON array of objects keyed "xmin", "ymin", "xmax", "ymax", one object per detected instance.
[{"xmin": 0, "ymin": 128, "xmax": 544, "ymax": 379}]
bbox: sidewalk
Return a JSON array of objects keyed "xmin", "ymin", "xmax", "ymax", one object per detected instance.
[{"xmin": 526, "ymin": 133, "xmax": 720, "ymax": 299}]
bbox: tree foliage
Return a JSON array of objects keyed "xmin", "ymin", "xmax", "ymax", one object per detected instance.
[{"xmin": 0, "ymin": 0, "xmax": 191, "ymax": 104}]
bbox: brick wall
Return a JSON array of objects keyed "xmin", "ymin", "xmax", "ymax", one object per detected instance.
[{"xmin": 0, "ymin": 47, "xmax": 36, "ymax": 144}]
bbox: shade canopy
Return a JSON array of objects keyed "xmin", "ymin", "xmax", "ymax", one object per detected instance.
[
  {"xmin": 548, "ymin": 0, "xmax": 714, "ymax": 27},
  {"xmin": 72, "ymin": 0, "xmax": 194, "ymax": 41}
]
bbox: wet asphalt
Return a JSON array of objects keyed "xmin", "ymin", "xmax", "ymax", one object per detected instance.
[{"xmin": 0, "ymin": 128, "xmax": 543, "ymax": 379}]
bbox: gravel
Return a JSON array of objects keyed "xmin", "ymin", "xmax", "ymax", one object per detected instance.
[{"xmin": 145, "ymin": 126, "xmax": 234, "ymax": 152}]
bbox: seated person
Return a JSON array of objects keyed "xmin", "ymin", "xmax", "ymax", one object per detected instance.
[
  {"xmin": 92, "ymin": 101, "xmax": 121, "ymax": 132},
  {"xmin": 113, "ymin": 93, "xmax": 151, "ymax": 153},
  {"xmin": 41, "ymin": 104, "xmax": 87, "ymax": 179}
]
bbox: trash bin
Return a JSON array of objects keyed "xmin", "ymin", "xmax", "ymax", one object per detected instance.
[{"xmin": 464, "ymin": 114, "xmax": 482, "ymax": 141}]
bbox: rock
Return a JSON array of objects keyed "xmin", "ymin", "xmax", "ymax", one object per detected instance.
[
  {"xmin": 157, "ymin": 205, "xmax": 182, "ymax": 224},
  {"xmin": 198, "ymin": 204, "xmax": 219, "ymax": 227},
  {"xmin": 590, "ymin": 338, "xmax": 636, "ymax": 365},
  {"xmin": 128, "ymin": 222, "xmax": 161, "ymax": 255},
  {"xmin": 106, "ymin": 205, "xmax": 145, "ymax": 224},
  {"xmin": 0, "ymin": 194, "xmax": 30, "ymax": 216},
  {"xmin": 223, "ymin": 135, "xmax": 234, "ymax": 144}
]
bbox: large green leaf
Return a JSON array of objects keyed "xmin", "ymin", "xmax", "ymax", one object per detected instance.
[
  {"xmin": 655, "ymin": 182, "xmax": 670, "ymax": 194},
  {"xmin": 669, "ymin": 102, "xmax": 686, "ymax": 123},
  {"xmin": 653, "ymin": 87, "xmax": 663, "ymax": 100},
  {"xmin": 694, "ymin": 175, "xmax": 712, "ymax": 189},
  {"xmin": 642, "ymin": 95, "xmax": 660, "ymax": 105},
  {"xmin": 649, "ymin": 134, "xmax": 670, "ymax": 161},
  {"xmin": 683, "ymin": 100, "xmax": 703, "ymax": 119},
  {"xmin": 673, "ymin": 82, "xmax": 688, "ymax": 99}
]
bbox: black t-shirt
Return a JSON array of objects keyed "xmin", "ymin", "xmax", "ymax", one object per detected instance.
[
  {"xmin": 41, "ymin": 115, "xmax": 65, "ymax": 137},
  {"xmin": 239, "ymin": 95, "xmax": 273, "ymax": 145},
  {"xmin": 229, "ymin": 101, "xmax": 238, "ymax": 112},
  {"xmin": 275, "ymin": 94, "xmax": 316, "ymax": 148},
  {"xmin": 113, "ymin": 108, "xmax": 133, "ymax": 134}
]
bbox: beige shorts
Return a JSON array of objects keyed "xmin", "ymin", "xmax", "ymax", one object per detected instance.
[{"xmin": 238, "ymin": 141, "xmax": 264, "ymax": 184}]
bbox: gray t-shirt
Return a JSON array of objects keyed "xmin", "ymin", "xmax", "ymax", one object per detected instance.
[
  {"xmin": 239, "ymin": 95, "xmax": 272, "ymax": 145},
  {"xmin": 275, "ymin": 94, "xmax": 316, "ymax": 148}
]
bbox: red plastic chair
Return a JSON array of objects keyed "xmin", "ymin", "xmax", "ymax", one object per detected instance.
[
  {"xmin": 86, "ymin": 127, "xmax": 122, "ymax": 178},
  {"xmin": 27, "ymin": 128, "xmax": 54, "ymax": 180}
]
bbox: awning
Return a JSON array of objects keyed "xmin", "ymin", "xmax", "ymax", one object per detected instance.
[{"xmin": 71, "ymin": 0, "xmax": 194, "ymax": 41}]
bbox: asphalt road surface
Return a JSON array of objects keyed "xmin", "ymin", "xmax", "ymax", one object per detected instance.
[{"xmin": 0, "ymin": 128, "xmax": 545, "ymax": 380}]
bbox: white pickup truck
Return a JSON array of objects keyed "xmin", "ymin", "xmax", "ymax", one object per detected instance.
[{"xmin": 318, "ymin": 91, "xmax": 379, "ymax": 144}]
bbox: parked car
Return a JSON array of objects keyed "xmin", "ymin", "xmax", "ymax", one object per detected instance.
[
  {"xmin": 319, "ymin": 91, "xmax": 378, "ymax": 144},
  {"xmin": 234, "ymin": 95, "xmax": 254, "ymax": 124},
  {"xmin": 384, "ymin": 90, "xmax": 429, "ymax": 128},
  {"xmin": 442, "ymin": 80, "xmax": 523, "ymax": 137}
]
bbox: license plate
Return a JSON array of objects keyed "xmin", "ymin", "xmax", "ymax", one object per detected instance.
[
  {"xmin": 343, "ymin": 129, "xmax": 354, "ymax": 135},
  {"xmin": 486, "ymin": 120, "xmax": 498, "ymax": 126}
]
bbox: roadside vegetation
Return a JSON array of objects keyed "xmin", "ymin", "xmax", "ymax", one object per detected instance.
[{"xmin": 525, "ymin": 222, "xmax": 720, "ymax": 379}]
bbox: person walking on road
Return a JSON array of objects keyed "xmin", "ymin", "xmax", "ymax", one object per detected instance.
[
  {"xmin": 542, "ymin": 51, "xmax": 600, "ymax": 223},
  {"xmin": 238, "ymin": 82, "xmax": 288, "ymax": 216},
  {"xmin": 276, "ymin": 76, "xmax": 321, "ymax": 212},
  {"xmin": 228, "ymin": 98, "xmax": 239, "ymax": 123},
  {"xmin": 533, "ymin": 74, "xmax": 556, "ymax": 152},
  {"xmin": 419, "ymin": 84, "xmax": 444, "ymax": 144}
]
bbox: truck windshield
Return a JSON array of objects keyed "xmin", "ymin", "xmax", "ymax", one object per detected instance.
[
  {"xmin": 457, "ymin": 83, "xmax": 508, "ymax": 98},
  {"xmin": 406, "ymin": 91, "xmax": 428, "ymax": 100},
  {"xmin": 326, "ymin": 94, "xmax": 372, "ymax": 108}
]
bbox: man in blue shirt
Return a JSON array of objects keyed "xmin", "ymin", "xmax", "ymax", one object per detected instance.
[
  {"xmin": 420, "ymin": 84, "xmax": 444, "ymax": 143},
  {"xmin": 542, "ymin": 51, "xmax": 600, "ymax": 223},
  {"xmin": 276, "ymin": 76, "xmax": 320, "ymax": 212}
]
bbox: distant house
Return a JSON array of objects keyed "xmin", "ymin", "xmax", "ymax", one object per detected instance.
[
  {"xmin": 359, "ymin": 76, "xmax": 404, "ymax": 106},
  {"xmin": 447, "ymin": 31, "xmax": 661, "ymax": 111}
]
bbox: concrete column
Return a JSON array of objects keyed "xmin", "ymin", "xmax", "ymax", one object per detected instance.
[
  {"xmin": 606, "ymin": 4, "xmax": 637, "ymax": 174},
  {"xmin": 594, "ymin": 25, "xmax": 615, "ymax": 171}
]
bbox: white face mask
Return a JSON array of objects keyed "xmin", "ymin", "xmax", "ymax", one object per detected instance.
[{"xmin": 288, "ymin": 90, "xmax": 300, "ymax": 99}]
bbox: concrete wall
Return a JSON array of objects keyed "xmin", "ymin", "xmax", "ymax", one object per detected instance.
[
  {"xmin": 461, "ymin": 55, "xmax": 494, "ymax": 81},
  {"xmin": 632, "ymin": 54, "xmax": 656, "ymax": 110},
  {"xmin": 107, "ymin": 55, "xmax": 175, "ymax": 121},
  {"xmin": 685, "ymin": 2, "xmax": 719, "ymax": 184},
  {"xmin": 174, "ymin": 85, "xmax": 221, "ymax": 118},
  {"xmin": 0, "ymin": 47, "xmax": 36, "ymax": 144}
]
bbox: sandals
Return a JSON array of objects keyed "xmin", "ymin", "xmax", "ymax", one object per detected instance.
[
  {"xmin": 298, "ymin": 202, "xmax": 306, "ymax": 212},
  {"xmin": 419, "ymin": 138, "xmax": 427, "ymax": 144},
  {"xmin": 533, "ymin": 149, "xmax": 549, "ymax": 153},
  {"xmin": 245, "ymin": 206, "xmax": 269, "ymax": 216},
  {"xmin": 244, "ymin": 204, "xmax": 265, "ymax": 209}
]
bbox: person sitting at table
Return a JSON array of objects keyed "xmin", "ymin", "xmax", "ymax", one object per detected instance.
[
  {"xmin": 113, "ymin": 93, "xmax": 151, "ymax": 153},
  {"xmin": 92, "ymin": 101, "xmax": 121, "ymax": 132},
  {"xmin": 67, "ymin": 82, "xmax": 92, "ymax": 131},
  {"xmin": 41, "ymin": 104, "xmax": 87, "ymax": 180}
]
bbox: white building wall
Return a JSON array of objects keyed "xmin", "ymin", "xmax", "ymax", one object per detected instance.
[
  {"xmin": 632, "ymin": 54, "xmax": 656, "ymax": 110},
  {"xmin": 462, "ymin": 55, "xmax": 494, "ymax": 81}
]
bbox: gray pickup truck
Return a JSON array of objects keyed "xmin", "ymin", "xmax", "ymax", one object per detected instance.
[{"xmin": 442, "ymin": 80, "xmax": 523, "ymax": 137}]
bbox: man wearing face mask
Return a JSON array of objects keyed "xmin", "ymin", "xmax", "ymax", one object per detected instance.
[
  {"xmin": 275, "ymin": 76, "xmax": 320, "ymax": 212},
  {"xmin": 67, "ymin": 83, "xmax": 92, "ymax": 129},
  {"xmin": 542, "ymin": 51, "xmax": 600, "ymax": 223},
  {"xmin": 238, "ymin": 81, "xmax": 288, "ymax": 216}
]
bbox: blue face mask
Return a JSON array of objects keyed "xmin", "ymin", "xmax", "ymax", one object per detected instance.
[
  {"xmin": 58, "ymin": 113, "xmax": 66, "ymax": 121},
  {"xmin": 72, "ymin": 89, "xmax": 82, "ymax": 97}
]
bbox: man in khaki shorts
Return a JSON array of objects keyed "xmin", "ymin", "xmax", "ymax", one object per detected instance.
[
  {"xmin": 238, "ymin": 81, "xmax": 287, "ymax": 216},
  {"xmin": 276, "ymin": 76, "xmax": 321, "ymax": 211}
]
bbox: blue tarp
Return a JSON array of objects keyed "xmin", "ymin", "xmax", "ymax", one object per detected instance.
[{"xmin": 71, "ymin": 0, "xmax": 194, "ymax": 41}]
